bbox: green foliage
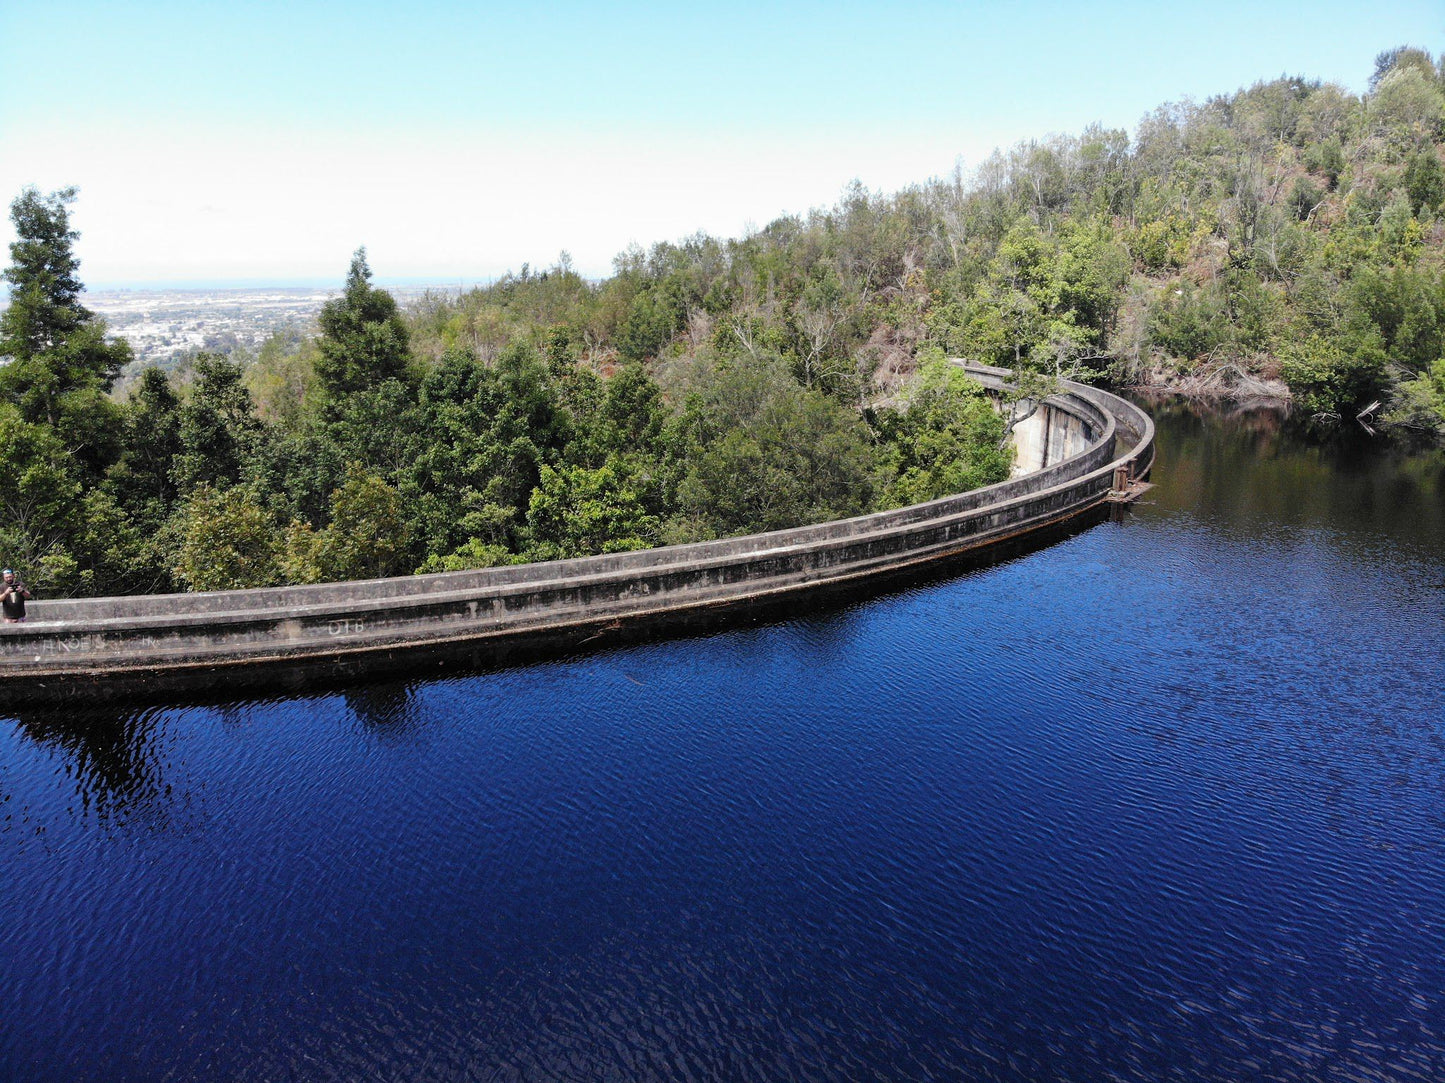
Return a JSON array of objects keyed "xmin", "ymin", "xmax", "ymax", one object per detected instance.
[
  {"xmin": 873, "ymin": 361, "xmax": 1012, "ymax": 505},
  {"xmin": 524, "ymin": 461, "xmax": 660, "ymax": 560},
  {"xmin": 1131, "ymin": 216, "xmax": 1191, "ymax": 271},
  {"xmin": 618, "ymin": 287, "xmax": 681, "ymax": 362},
  {"xmin": 1149, "ymin": 281, "xmax": 1233, "ymax": 361},
  {"xmin": 596, "ymin": 363, "xmax": 667, "ymax": 458},
  {"xmin": 273, "ymin": 465, "xmax": 415, "ymax": 583},
  {"xmin": 172, "ymin": 353, "xmax": 262, "ymax": 494},
  {"xmin": 107, "ymin": 367, "xmax": 181, "ymax": 525},
  {"xmin": 927, "ymin": 215, "xmax": 1127, "ymax": 377},
  {"xmin": 243, "ymin": 331, "xmax": 320, "ymax": 429},
  {"xmin": 1, "ymin": 187, "xmax": 89, "ymax": 361},
  {"xmin": 0, "ymin": 187, "xmax": 130, "ymax": 439},
  {"xmin": 0, "ymin": 404, "xmax": 84, "ymax": 584},
  {"xmin": 313, "ymin": 464, "xmax": 414, "ymax": 581},
  {"xmin": 1305, "ymin": 138, "xmax": 1346, "ymax": 189},
  {"xmin": 8, "ymin": 48, "xmax": 1445, "ymax": 598},
  {"xmin": 1404, "ymin": 149, "xmax": 1445, "ymax": 216},
  {"xmin": 415, "ymin": 538, "xmax": 515, "ymax": 574},
  {"xmin": 1280, "ymin": 333, "xmax": 1387, "ymax": 416},
  {"xmin": 1371, "ymin": 47, "xmax": 1440, "ymax": 92},
  {"xmin": 1290, "ymin": 176, "xmax": 1323, "ymax": 220},
  {"xmin": 0, "ymin": 192, "xmax": 153, "ymax": 592},
  {"xmin": 1222, "ymin": 268, "xmax": 1284, "ymax": 352},
  {"xmin": 1344, "ymin": 264, "xmax": 1445, "ymax": 373},
  {"xmin": 323, "ymin": 376, "xmax": 421, "ymax": 476},
  {"xmin": 172, "ymin": 485, "xmax": 281, "ymax": 591},
  {"xmin": 1369, "ymin": 65, "xmax": 1444, "ymax": 146},
  {"xmin": 70, "ymin": 489, "xmax": 148, "ymax": 596},
  {"xmin": 314, "ymin": 248, "xmax": 412, "ymax": 400},
  {"xmin": 1385, "ymin": 357, "xmax": 1445, "ymax": 435},
  {"xmin": 245, "ymin": 424, "xmax": 348, "ymax": 529},
  {"xmin": 400, "ymin": 344, "xmax": 565, "ymax": 560},
  {"xmin": 670, "ymin": 354, "xmax": 876, "ymax": 537}
]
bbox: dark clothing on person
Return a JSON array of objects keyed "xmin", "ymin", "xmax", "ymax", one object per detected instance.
[{"xmin": 2, "ymin": 584, "xmax": 27, "ymax": 621}]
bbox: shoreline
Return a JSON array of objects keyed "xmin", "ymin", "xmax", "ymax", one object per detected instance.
[{"xmin": 0, "ymin": 365, "xmax": 1154, "ymax": 707}]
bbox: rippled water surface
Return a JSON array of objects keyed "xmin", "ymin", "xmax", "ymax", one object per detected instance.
[{"xmin": 4, "ymin": 402, "xmax": 1444, "ymax": 1082}]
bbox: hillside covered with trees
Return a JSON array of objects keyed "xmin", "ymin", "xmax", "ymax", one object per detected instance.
[
  {"xmin": 384, "ymin": 46, "xmax": 1445, "ymax": 424},
  {"xmin": 2, "ymin": 47, "xmax": 1443, "ymax": 597}
]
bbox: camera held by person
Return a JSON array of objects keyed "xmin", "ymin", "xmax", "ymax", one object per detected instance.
[{"xmin": 1, "ymin": 568, "xmax": 32, "ymax": 623}]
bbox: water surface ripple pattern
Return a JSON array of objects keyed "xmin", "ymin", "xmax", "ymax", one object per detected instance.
[{"xmin": 2, "ymin": 400, "xmax": 1443, "ymax": 1081}]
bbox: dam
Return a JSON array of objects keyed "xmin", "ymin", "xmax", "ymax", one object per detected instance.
[{"xmin": 0, "ymin": 363, "xmax": 1154, "ymax": 704}]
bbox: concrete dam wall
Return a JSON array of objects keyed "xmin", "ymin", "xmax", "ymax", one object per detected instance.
[
  {"xmin": 0, "ymin": 364, "xmax": 1155, "ymax": 705},
  {"xmin": 1010, "ymin": 400, "xmax": 1093, "ymax": 476}
]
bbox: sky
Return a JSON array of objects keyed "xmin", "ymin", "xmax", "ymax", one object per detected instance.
[{"xmin": 1, "ymin": 1, "xmax": 1441, "ymax": 288}]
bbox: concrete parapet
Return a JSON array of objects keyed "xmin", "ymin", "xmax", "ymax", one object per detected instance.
[{"xmin": 0, "ymin": 363, "xmax": 1154, "ymax": 704}]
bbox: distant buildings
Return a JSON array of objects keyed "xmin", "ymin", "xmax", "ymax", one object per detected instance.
[{"xmin": 87, "ymin": 285, "xmax": 450, "ymax": 373}]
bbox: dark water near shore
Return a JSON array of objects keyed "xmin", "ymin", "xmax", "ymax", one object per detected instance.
[{"xmin": 3, "ymin": 401, "xmax": 1444, "ymax": 1082}]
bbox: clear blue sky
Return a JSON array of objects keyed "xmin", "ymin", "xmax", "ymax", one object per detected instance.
[{"xmin": 2, "ymin": 0, "xmax": 1441, "ymax": 286}]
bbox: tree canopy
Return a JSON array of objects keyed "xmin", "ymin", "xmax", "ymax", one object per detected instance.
[
  {"xmin": 0, "ymin": 187, "xmax": 128, "ymax": 448},
  {"xmin": 3, "ymin": 47, "xmax": 1444, "ymax": 596}
]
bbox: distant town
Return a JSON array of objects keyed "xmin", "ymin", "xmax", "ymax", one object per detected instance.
[{"xmin": 84, "ymin": 285, "xmax": 456, "ymax": 373}]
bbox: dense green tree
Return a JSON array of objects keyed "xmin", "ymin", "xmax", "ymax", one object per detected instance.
[
  {"xmin": 323, "ymin": 377, "xmax": 421, "ymax": 476},
  {"xmin": 873, "ymin": 360, "xmax": 1012, "ymax": 506},
  {"xmin": 69, "ymin": 488, "xmax": 151, "ymax": 596},
  {"xmin": 414, "ymin": 537, "xmax": 515, "ymax": 573},
  {"xmin": 1369, "ymin": 65, "xmax": 1445, "ymax": 146},
  {"xmin": 670, "ymin": 355, "xmax": 876, "ymax": 538},
  {"xmin": 1281, "ymin": 333, "xmax": 1388, "ymax": 417},
  {"xmin": 401, "ymin": 344, "xmax": 566, "ymax": 561},
  {"xmin": 310, "ymin": 464, "xmax": 413, "ymax": 581},
  {"xmin": 594, "ymin": 363, "xmax": 667, "ymax": 460},
  {"xmin": 172, "ymin": 485, "xmax": 280, "ymax": 591},
  {"xmin": 524, "ymin": 462, "xmax": 660, "ymax": 559},
  {"xmin": 0, "ymin": 403, "xmax": 85, "ymax": 589},
  {"xmin": 314, "ymin": 248, "xmax": 412, "ymax": 400},
  {"xmin": 1370, "ymin": 46, "xmax": 1440, "ymax": 91},
  {"xmin": 1345, "ymin": 264, "xmax": 1445, "ymax": 375},
  {"xmin": 617, "ymin": 286, "xmax": 680, "ymax": 362},
  {"xmin": 0, "ymin": 187, "xmax": 128, "ymax": 461},
  {"xmin": 1386, "ymin": 357, "xmax": 1445, "ymax": 435},
  {"xmin": 107, "ymin": 367, "xmax": 182, "ymax": 524},
  {"xmin": 172, "ymin": 354, "xmax": 263, "ymax": 494},
  {"xmin": 1404, "ymin": 149, "xmax": 1445, "ymax": 216},
  {"xmin": 1149, "ymin": 281, "xmax": 1233, "ymax": 361},
  {"xmin": 245, "ymin": 424, "xmax": 348, "ymax": 529},
  {"xmin": 0, "ymin": 187, "xmax": 88, "ymax": 357}
]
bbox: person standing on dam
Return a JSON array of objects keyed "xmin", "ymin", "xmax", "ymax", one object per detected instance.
[{"xmin": 2, "ymin": 569, "xmax": 31, "ymax": 622}]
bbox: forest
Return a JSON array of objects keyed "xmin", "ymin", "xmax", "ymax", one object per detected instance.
[{"xmin": 1, "ymin": 46, "xmax": 1443, "ymax": 597}]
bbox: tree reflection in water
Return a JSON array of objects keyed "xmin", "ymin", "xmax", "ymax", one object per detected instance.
[
  {"xmin": 11, "ymin": 706, "xmax": 174, "ymax": 822},
  {"xmin": 343, "ymin": 680, "xmax": 420, "ymax": 737}
]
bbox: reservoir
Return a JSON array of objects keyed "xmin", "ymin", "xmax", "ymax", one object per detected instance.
[{"xmin": 3, "ymin": 398, "xmax": 1443, "ymax": 1081}]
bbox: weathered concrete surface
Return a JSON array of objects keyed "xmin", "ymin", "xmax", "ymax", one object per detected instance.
[
  {"xmin": 1010, "ymin": 402, "xmax": 1092, "ymax": 476},
  {"xmin": 0, "ymin": 363, "xmax": 1154, "ymax": 705}
]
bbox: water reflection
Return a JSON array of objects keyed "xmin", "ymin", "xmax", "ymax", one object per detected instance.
[
  {"xmin": 1143, "ymin": 394, "xmax": 1445, "ymax": 555},
  {"xmin": 342, "ymin": 680, "xmax": 421, "ymax": 736},
  {"xmin": 4, "ymin": 399, "xmax": 1445, "ymax": 1083},
  {"xmin": 10, "ymin": 706, "xmax": 172, "ymax": 821}
]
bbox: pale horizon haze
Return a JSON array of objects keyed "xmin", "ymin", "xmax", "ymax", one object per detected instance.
[{"xmin": 2, "ymin": 1, "xmax": 1441, "ymax": 289}]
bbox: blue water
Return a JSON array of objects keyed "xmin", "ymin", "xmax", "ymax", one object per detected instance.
[{"xmin": 3, "ymin": 402, "xmax": 1444, "ymax": 1081}]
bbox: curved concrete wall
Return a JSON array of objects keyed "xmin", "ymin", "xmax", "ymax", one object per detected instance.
[
  {"xmin": 1010, "ymin": 401, "xmax": 1092, "ymax": 475},
  {"xmin": 0, "ymin": 364, "xmax": 1154, "ymax": 704}
]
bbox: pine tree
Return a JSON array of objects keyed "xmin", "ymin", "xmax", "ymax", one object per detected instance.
[
  {"xmin": 0, "ymin": 187, "xmax": 129, "ymax": 429},
  {"xmin": 314, "ymin": 247, "xmax": 411, "ymax": 401}
]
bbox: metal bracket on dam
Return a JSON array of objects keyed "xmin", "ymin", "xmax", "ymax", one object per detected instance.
[{"xmin": 0, "ymin": 363, "xmax": 1155, "ymax": 705}]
